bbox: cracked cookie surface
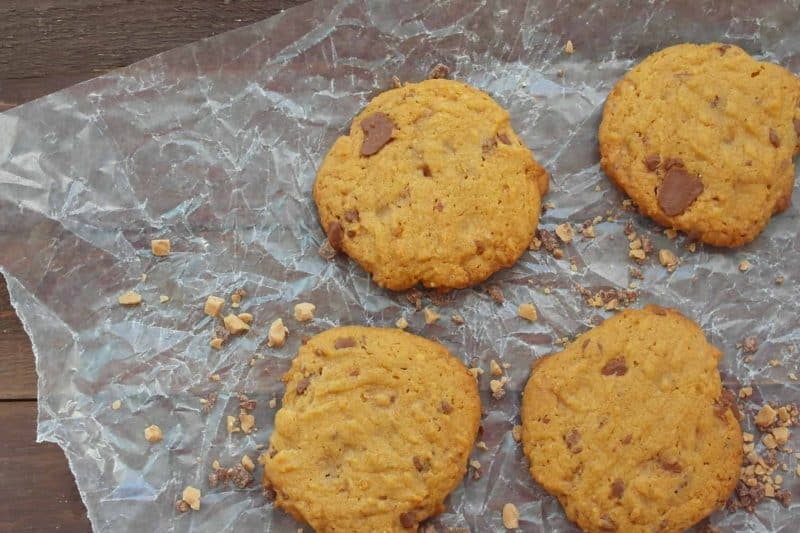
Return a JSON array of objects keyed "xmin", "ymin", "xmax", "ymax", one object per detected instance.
[
  {"xmin": 599, "ymin": 43, "xmax": 800, "ymax": 247},
  {"xmin": 521, "ymin": 306, "xmax": 742, "ymax": 533},
  {"xmin": 262, "ymin": 326, "xmax": 480, "ymax": 532},
  {"xmin": 314, "ymin": 78, "xmax": 549, "ymax": 290}
]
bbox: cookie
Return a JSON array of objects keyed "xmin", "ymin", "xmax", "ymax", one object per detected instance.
[
  {"xmin": 261, "ymin": 326, "xmax": 481, "ymax": 532},
  {"xmin": 599, "ymin": 43, "xmax": 800, "ymax": 247},
  {"xmin": 314, "ymin": 78, "xmax": 549, "ymax": 291},
  {"xmin": 521, "ymin": 306, "xmax": 742, "ymax": 533}
]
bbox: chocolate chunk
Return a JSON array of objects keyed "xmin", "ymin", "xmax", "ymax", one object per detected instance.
[
  {"xmin": 565, "ymin": 429, "xmax": 582, "ymax": 453},
  {"xmin": 344, "ymin": 210, "xmax": 360, "ymax": 222},
  {"xmin": 497, "ymin": 133, "xmax": 511, "ymax": 145},
  {"xmin": 794, "ymin": 118, "xmax": 800, "ymax": 137},
  {"xmin": 360, "ymin": 112, "xmax": 395, "ymax": 156},
  {"xmin": 718, "ymin": 44, "xmax": 731, "ymax": 55},
  {"xmin": 657, "ymin": 167, "xmax": 704, "ymax": 216},
  {"xmin": 474, "ymin": 240, "xmax": 485, "ymax": 255},
  {"xmin": 334, "ymin": 337, "xmax": 356, "ymax": 349},
  {"xmin": 581, "ymin": 339, "xmax": 590, "ymax": 351},
  {"xmin": 263, "ymin": 487, "xmax": 277, "ymax": 502},
  {"xmin": 652, "ymin": 307, "xmax": 667, "ymax": 316},
  {"xmin": 660, "ymin": 459, "xmax": 682, "ymax": 473},
  {"xmin": 601, "ymin": 357, "xmax": 628, "ymax": 376},
  {"xmin": 611, "ymin": 479, "xmax": 625, "ymax": 499},
  {"xmin": 644, "ymin": 154, "xmax": 660, "ymax": 171},
  {"xmin": 440, "ymin": 400, "xmax": 453, "ymax": 414},
  {"xmin": 434, "ymin": 200, "xmax": 444, "ymax": 212},
  {"xmin": 621, "ymin": 434, "xmax": 632, "ymax": 445},
  {"xmin": 400, "ymin": 512, "xmax": 416, "ymax": 528},
  {"xmin": 327, "ymin": 221, "xmax": 344, "ymax": 250},
  {"xmin": 421, "ymin": 163, "xmax": 432, "ymax": 177},
  {"xmin": 413, "ymin": 456, "xmax": 430, "ymax": 472},
  {"xmin": 296, "ymin": 377, "xmax": 311, "ymax": 395},
  {"xmin": 662, "ymin": 157, "xmax": 684, "ymax": 170},
  {"xmin": 710, "ymin": 95, "xmax": 720, "ymax": 108},
  {"xmin": 538, "ymin": 229, "xmax": 559, "ymax": 253},
  {"xmin": 406, "ymin": 289, "xmax": 423, "ymax": 311},
  {"xmin": 428, "ymin": 63, "xmax": 450, "ymax": 79},
  {"xmin": 714, "ymin": 389, "xmax": 740, "ymax": 421},
  {"xmin": 482, "ymin": 137, "xmax": 498, "ymax": 153},
  {"xmin": 769, "ymin": 128, "xmax": 780, "ymax": 148}
]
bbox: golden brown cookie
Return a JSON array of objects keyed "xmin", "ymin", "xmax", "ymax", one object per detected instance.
[
  {"xmin": 521, "ymin": 306, "xmax": 742, "ymax": 533},
  {"xmin": 599, "ymin": 43, "xmax": 800, "ymax": 247},
  {"xmin": 314, "ymin": 78, "xmax": 549, "ymax": 291},
  {"xmin": 261, "ymin": 326, "xmax": 481, "ymax": 532}
]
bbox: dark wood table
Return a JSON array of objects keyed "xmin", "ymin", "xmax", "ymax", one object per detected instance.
[{"xmin": 0, "ymin": 2, "xmax": 308, "ymax": 530}]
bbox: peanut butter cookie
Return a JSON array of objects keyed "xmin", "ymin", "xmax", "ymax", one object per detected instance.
[
  {"xmin": 599, "ymin": 43, "xmax": 800, "ymax": 247},
  {"xmin": 262, "ymin": 326, "xmax": 481, "ymax": 532},
  {"xmin": 314, "ymin": 78, "xmax": 549, "ymax": 290},
  {"xmin": 521, "ymin": 305, "xmax": 742, "ymax": 533}
]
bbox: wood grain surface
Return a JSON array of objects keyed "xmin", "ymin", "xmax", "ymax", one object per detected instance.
[{"xmin": 0, "ymin": 1, "xmax": 309, "ymax": 530}]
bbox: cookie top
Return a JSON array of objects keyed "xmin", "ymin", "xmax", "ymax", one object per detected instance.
[
  {"xmin": 521, "ymin": 306, "xmax": 742, "ymax": 533},
  {"xmin": 262, "ymin": 326, "xmax": 481, "ymax": 533},
  {"xmin": 314, "ymin": 78, "xmax": 549, "ymax": 291},
  {"xmin": 599, "ymin": 43, "xmax": 800, "ymax": 247}
]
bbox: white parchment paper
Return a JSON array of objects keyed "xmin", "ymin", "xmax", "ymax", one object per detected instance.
[{"xmin": 1, "ymin": 0, "xmax": 799, "ymax": 531}]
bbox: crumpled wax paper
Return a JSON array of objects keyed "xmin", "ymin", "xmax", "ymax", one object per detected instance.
[{"xmin": 1, "ymin": 0, "xmax": 799, "ymax": 531}]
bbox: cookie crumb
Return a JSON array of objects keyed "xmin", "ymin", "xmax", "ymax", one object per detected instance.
[
  {"xmin": 118, "ymin": 291, "xmax": 142, "ymax": 306},
  {"xmin": 269, "ymin": 396, "xmax": 277, "ymax": 409},
  {"xmin": 209, "ymin": 373, "xmax": 221, "ymax": 382},
  {"xmin": 502, "ymin": 502, "xmax": 520, "ymax": 529},
  {"xmin": 451, "ymin": 314, "xmax": 465, "ymax": 325},
  {"xmin": 468, "ymin": 367, "xmax": 483, "ymax": 380},
  {"xmin": 529, "ymin": 236, "xmax": 542, "ymax": 251},
  {"xmin": 658, "ymin": 249, "xmax": 678, "ymax": 270},
  {"xmin": 555, "ymin": 222, "xmax": 574, "ymax": 243},
  {"xmin": 230, "ymin": 288, "xmax": 246, "ymax": 308},
  {"xmin": 210, "ymin": 337, "xmax": 224, "ymax": 350},
  {"xmin": 241, "ymin": 454, "xmax": 255, "ymax": 473},
  {"xmin": 111, "ymin": 400, "xmax": 122, "ymax": 410},
  {"xmin": 490, "ymin": 359, "xmax": 504, "ymax": 377},
  {"xmin": 181, "ymin": 486, "xmax": 201, "ymax": 511},
  {"xmin": 144, "ymin": 424, "xmax": 163, "ymax": 443},
  {"xmin": 268, "ymin": 318, "xmax": 289, "ymax": 348},
  {"xmin": 487, "ymin": 285, "xmax": 505, "ymax": 304},
  {"xmin": 423, "ymin": 307, "xmax": 440, "ymax": 325},
  {"xmin": 772, "ymin": 426, "xmax": 790, "ymax": 446},
  {"xmin": 518, "ymin": 303, "xmax": 538, "ymax": 321},
  {"xmin": 224, "ymin": 314, "xmax": 250, "ymax": 335},
  {"xmin": 739, "ymin": 386, "xmax": 753, "ymax": 399},
  {"xmin": 476, "ymin": 440, "xmax": 488, "ymax": 451},
  {"xmin": 511, "ymin": 425, "xmax": 523, "ymax": 442},
  {"xmin": 204, "ymin": 295, "xmax": 225, "ymax": 317},
  {"xmin": 239, "ymin": 410, "xmax": 255, "ymax": 434},
  {"xmin": 151, "ymin": 239, "xmax": 171, "ymax": 257},
  {"xmin": 629, "ymin": 248, "xmax": 646, "ymax": 261},
  {"xmin": 226, "ymin": 415, "xmax": 240, "ymax": 433},
  {"xmin": 490, "ymin": 377, "xmax": 509, "ymax": 399},
  {"xmin": 237, "ymin": 312, "xmax": 253, "ymax": 324},
  {"xmin": 583, "ymin": 225, "xmax": 596, "ymax": 238},
  {"xmin": 175, "ymin": 499, "xmax": 190, "ymax": 513},
  {"xmin": 294, "ymin": 302, "xmax": 316, "ymax": 322},
  {"xmin": 428, "ymin": 63, "xmax": 450, "ymax": 79},
  {"xmin": 739, "ymin": 260, "xmax": 752, "ymax": 272},
  {"xmin": 755, "ymin": 405, "xmax": 777, "ymax": 428},
  {"xmin": 775, "ymin": 275, "xmax": 785, "ymax": 285},
  {"xmin": 742, "ymin": 336, "xmax": 759, "ymax": 354},
  {"xmin": 395, "ymin": 316, "xmax": 409, "ymax": 330},
  {"xmin": 564, "ymin": 40, "xmax": 574, "ymax": 54}
]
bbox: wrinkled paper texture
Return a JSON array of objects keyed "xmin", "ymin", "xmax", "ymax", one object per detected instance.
[{"xmin": 1, "ymin": 0, "xmax": 799, "ymax": 531}]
